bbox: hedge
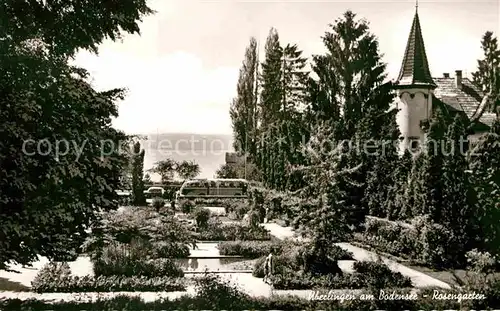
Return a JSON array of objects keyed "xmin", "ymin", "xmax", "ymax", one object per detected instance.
[
  {"xmin": 219, "ymin": 240, "xmax": 353, "ymax": 260},
  {"xmin": 31, "ymin": 262, "xmax": 185, "ymax": 293}
]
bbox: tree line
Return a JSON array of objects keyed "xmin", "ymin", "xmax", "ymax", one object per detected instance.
[{"xmin": 225, "ymin": 10, "xmax": 500, "ymax": 265}]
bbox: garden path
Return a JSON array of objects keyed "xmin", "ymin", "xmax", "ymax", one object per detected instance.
[{"xmin": 262, "ymin": 223, "xmax": 451, "ymax": 289}]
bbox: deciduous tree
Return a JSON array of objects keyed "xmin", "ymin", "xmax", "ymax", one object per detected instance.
[
  {"xmin": 149, "ymin": 159, "xmax": 176, "ymax": 183},
  {"xmin": 175, "ymin": 160, "xmax": 201, "ymax": 181},
  {"xmin": 0, "ymin": 0, "xmax": 152, "ymax": 269},
  {"xmin": 230, "ymin": 37, "xmax": 259, "ymax": 157},
  {"xmin": 471, "ymin": 31, "xmax": 500, "ymax": 120}
]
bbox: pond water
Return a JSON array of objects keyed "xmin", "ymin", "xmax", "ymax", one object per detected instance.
[
  {"xmin": 175, "ymin": 257, "xmax": 253, "ymax": 272},
  {"xmin": 182, "ymin": 242, "xmax": 255, "ymax": 271}
]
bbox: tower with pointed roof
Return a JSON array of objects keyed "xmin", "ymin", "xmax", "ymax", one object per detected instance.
[{"xmin": 394, "ymin": 5, "xmax": 436, "ymax": 151}]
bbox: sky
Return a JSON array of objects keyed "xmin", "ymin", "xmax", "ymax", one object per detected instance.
[{"xmin": 72, "ymin": 0, "xmax": 500, "ymax": 136}]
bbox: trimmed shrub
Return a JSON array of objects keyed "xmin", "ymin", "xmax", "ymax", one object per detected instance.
[
  {"xmin": 327, "ymin": 245, "xmax": 355, "ymax": 260},
  {"xmin": 248, "ymin": 210, "xmax": 261, "ymax": 228},
  {"xmin": 95, "ymin": 238, "xmax": 189, "ymax": 261},
  {"xmin": 269, "ymin": 272, "xmax": 365, "ymax": 290},
  {"xmin": 180, "ymin": 200, "xmax": 195, "ymax": 214},
  {"xmin": 252, "ymin": 256, "xmax": 267, "ymax": 277},
  {"xmin": 194, "ymin": 207, "xmax": 211, "ymax": 228},
  {"xmin": 87, "ymin": 207, "xmax": 195, "ymax": 249},
  {"xmin": 30, "ymin": 262, "xmax": 73, "ymax": 292},
  {"xmin": 417, "ymin": 221, "xmax": 454, "ymax": 268},
  {"xmin": 190, "ymin": 198, "xmax": 248, "ymax": 209}
]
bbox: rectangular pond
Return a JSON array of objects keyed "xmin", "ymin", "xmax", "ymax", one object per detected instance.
[{"xmin": 175, "ymin": 257, "xmax": 255, "ymax": 272}]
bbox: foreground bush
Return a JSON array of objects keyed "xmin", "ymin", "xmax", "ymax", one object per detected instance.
[
  {"xmin": 8, "ymin": 273, "xmax": 500, "ymax": 310},
  {"xmin": 31, "ymin": 262, "xmax": 185, "ymax": 293},
  {"xmin": 92, "ymin": 240, "xmax": 185, "ymax": 277},
  {"xmin": 180, "ymin": 200, "xmax": 195, "ymax": 213}
]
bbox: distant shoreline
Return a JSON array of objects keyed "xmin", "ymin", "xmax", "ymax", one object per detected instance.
[{"xmin": 139, "ymin": 133, "xmax": 235, "ymax": 179}]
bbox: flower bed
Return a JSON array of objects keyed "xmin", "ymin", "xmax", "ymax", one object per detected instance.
[
  {"xmin": 178, "ymin": 198, "xmax": 250, "ymax": 215},
  {"xmin": 218, "ymin": 241, "xmax": 279, "ymax": 258},
  {"xmin": 83, "ymin": 207, "xmax": 193, "ymax": 260},
  {"xmin": 31, "ymin": 262, "xmax": 185, "ymax": 293},
  {"xmin": 195, "ymin": 220, "xmax": 272, "ymax": 241},
  {"xmin": 358, "ymin": 216, "xmax": 458, "ymax": 269},
  {"xmin": 267, "ymin": 260, "xmax": 412, "ymax": 290},
  {"xmin": 94, "ymin": 257, "xmax": 184, "ymax": 278}
]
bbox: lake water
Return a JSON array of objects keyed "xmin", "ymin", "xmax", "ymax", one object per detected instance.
[{"xmin": 139, "ymin": 133, "xmax": 234, "ymax": 179}]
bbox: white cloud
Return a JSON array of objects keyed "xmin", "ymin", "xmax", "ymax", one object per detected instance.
[
  {"xmin": 71, "ymin": 0, "xmax": 239, "ymax": 135},
  {"xmin": 73, "ymin": 47, "xmax": 238, "ymax": 135}
]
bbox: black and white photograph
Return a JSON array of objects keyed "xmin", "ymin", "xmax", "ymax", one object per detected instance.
[{"xmin": 0, "ymin": 0, "xmax": 499, "ymax": 309}]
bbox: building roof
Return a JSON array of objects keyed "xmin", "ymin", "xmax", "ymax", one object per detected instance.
[
  {"xmin": 395, "ymin": 10, "xmax": 436, "ymax": 88},
  {"xmin": 433, "ymin": 77, "xmax": 496, "ymax": 127},
  {"xmin": 392, "ymin": 7, "xmax": 497, "ymax": 129}
]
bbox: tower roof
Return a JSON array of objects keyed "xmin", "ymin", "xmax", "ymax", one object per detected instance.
[{"xmin": 395, "ymin": 10, "xmax": 436, "ymax": 88}]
